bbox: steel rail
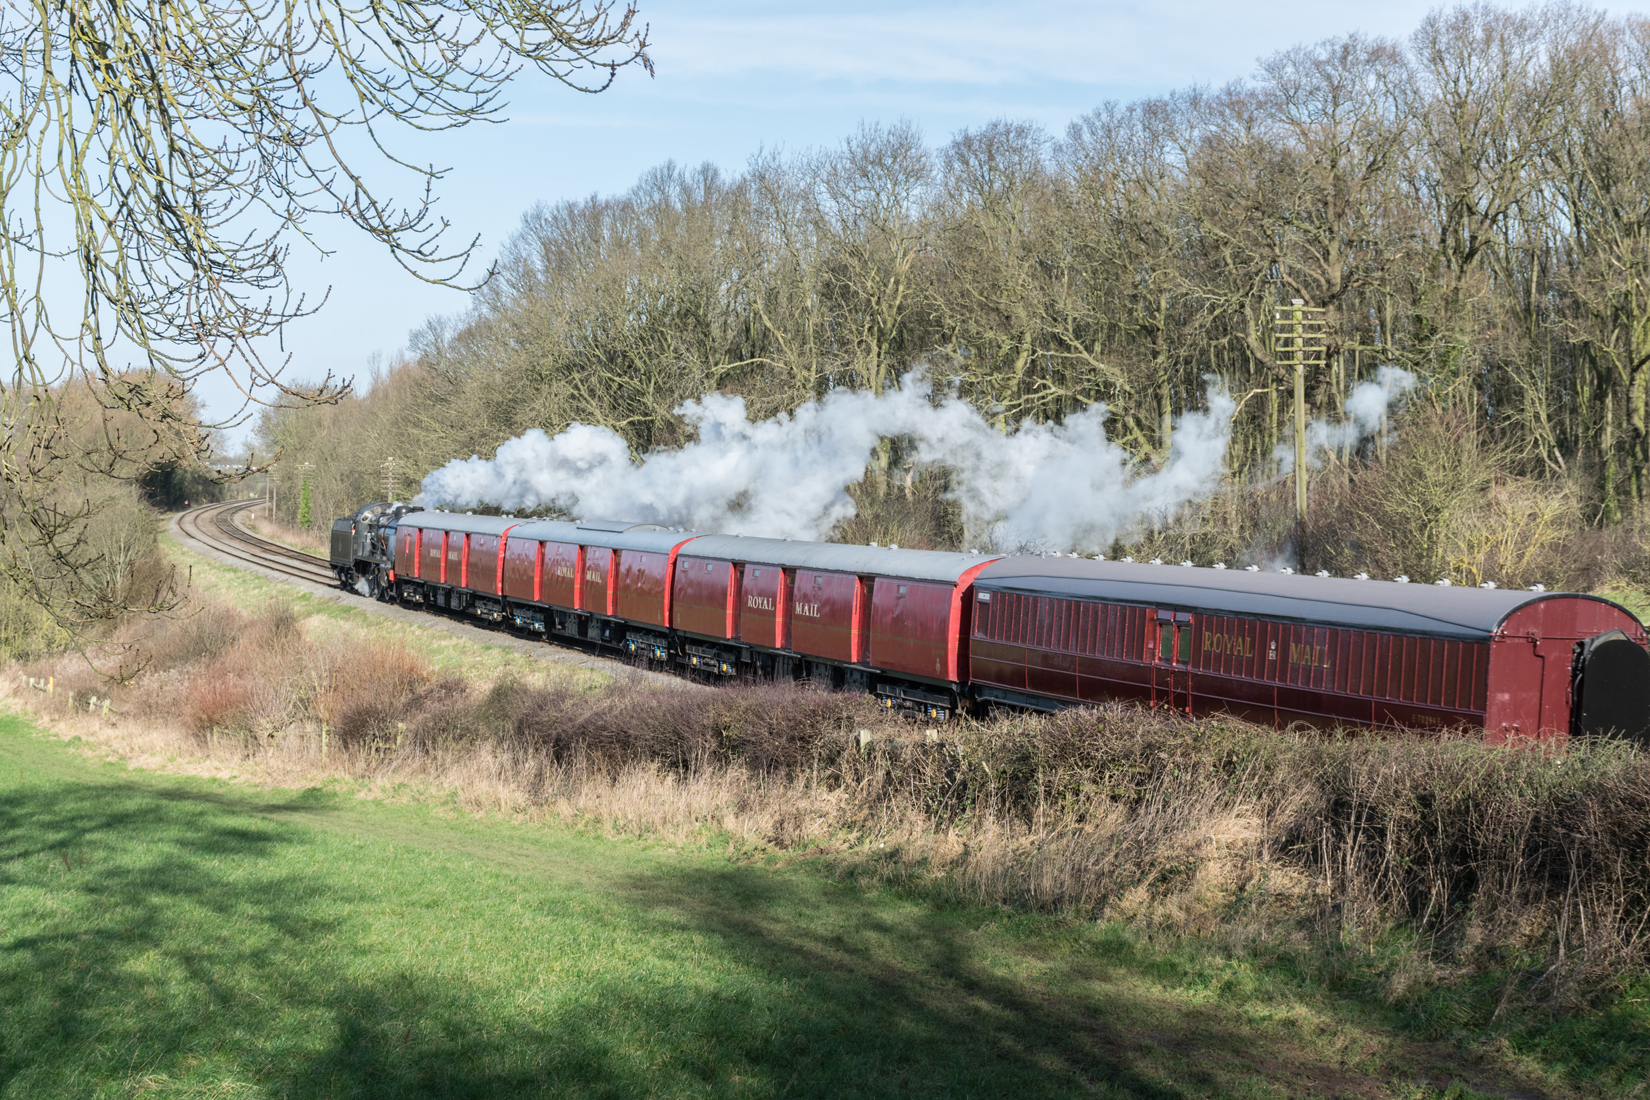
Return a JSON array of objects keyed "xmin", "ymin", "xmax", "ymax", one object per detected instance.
[
  {"xmin": 178, "ymin": 501, "xmax": 337, "ymax": 586},
  {"xmin": 176, "ymin": 500, "xmax": 667, "ymax": 673}
]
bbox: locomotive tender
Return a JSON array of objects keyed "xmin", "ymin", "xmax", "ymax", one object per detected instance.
[{"xmin": 330, "ymin": 503, "xmax": 1650, "ymax": 742}]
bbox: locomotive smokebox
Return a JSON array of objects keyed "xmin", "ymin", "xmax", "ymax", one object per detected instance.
[{"xmin": 1573, "ymin": 629, "xmax": 1650, "ymax": 743}]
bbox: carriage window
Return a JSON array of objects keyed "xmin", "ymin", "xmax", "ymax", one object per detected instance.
[
  {"xmin": 1159, "ymin": 622, "xmax": 1174, "ymax": 660},
  {"xmin": 706, "ymin": 562, "xmax": 713, "ymax": 572},
  {"xmin": 898, "ymin": 585, "xmax": 908, "ymax": 596},
  {"xmin": 814, "ymin": 575, "xmax": 822, "ymax": 587},
  {"xmin": 753, "ymin": 568, "xmax": 761, "ymax": 578},
  {"xmin": 1178, "ymin": 626, "xmax": 1191, "ymax": 662}
]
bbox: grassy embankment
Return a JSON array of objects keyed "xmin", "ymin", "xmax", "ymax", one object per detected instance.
[
  {"xmin": 239, "ymin": 505, "xmax": 328, "ymax": 557},
  {"xmin": 0, "ymin": 709, "xmax": 1618, "ymax": 1100},
  {"xmin": 3, "ymin": 538, "xmax": 1647, "ymax": 1097}
]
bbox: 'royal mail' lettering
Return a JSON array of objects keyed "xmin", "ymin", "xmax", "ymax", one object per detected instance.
[
  {"xmin": 746, "ymin": 594, "xmax": 776, "ymax": 611},
  {"xmin": 1288, "ymin": 642, "xmax": 1332, "ymax": 669},
  {"xmin": 1201, "ymin": 632, "xmax": 1254, "ymax": 658},
  {"xmin": 793, "ymin": 601, "xmax": 821, "ymax": 618}
]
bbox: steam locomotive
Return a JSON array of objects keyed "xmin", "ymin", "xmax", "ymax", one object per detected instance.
[{"xmin": 332, "ymin": 502, "xmax": 1650, "ymax": 743}]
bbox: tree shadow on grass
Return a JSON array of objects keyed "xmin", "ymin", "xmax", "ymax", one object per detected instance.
[
  {"xmin": 0, "ymin": 769, "xmax": 1546, "ymax": 1099},
  {"xmin": 602, "ymin": 863, "xmax": 1260, "ymax": 1099}
]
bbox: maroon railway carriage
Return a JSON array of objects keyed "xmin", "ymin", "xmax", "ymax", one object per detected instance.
[
  {"xmin": 498, "ymin": 518, "xmax": 699, "ymax": 652},
  {"xmin": 662, "ymin": 536, "xmax": 1001, "ymax": 719},
  {"xmin": 968, "ymin": 557, "xmax": 1650, "ymax": 742},
  {"xmin": 396, "ymin": 512, "xmax": 701, "ymax": 652},
  {"xmin": 392, "ymin": 511, "xmax": 529, "ymax": 620}
]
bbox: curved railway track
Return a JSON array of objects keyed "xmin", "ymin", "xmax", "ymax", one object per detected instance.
[
  {"xmin": 178, "ymin": 500, "xmax": 338, "ymax": 586},
  {"xmin": 174, "ymin": 500, "xmax": 684, "ymax": 681}
]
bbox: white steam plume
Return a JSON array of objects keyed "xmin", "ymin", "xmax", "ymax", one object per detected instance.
[
  {"xmin": 417, "ymin": 374, "xmax": 1238, "ymax": 552},
  {"xmin": 1275, "ymin": 366, "xmax": 1417, "ymax": 473}
]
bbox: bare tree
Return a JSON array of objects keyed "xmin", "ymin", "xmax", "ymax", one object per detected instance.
[{"xmin": 0, "ymin": 0, "xmax": 649, "ymax": 625}]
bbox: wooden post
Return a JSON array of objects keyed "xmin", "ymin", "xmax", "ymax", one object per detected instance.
[
  {"xmin": 1274, "ymin": 300, "xmax": 1326, "ymax": 522},
  {"xmin": 1294, "ymin": 342, "xmax": 1308, "ymax": 517}
]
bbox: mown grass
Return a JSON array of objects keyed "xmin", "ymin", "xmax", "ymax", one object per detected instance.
[
  {"xmin": 8, "ymin": 529, "xmax": 1643, "ymax": 1097},
  {"xmin": 0, "ymin": 713, "xmax": 1605, "ymax": 1100}
]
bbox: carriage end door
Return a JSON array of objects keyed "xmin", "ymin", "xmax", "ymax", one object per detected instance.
[{"xmin": 1152, "ymin": 610, "xmax": 1194, "ymax": 712}]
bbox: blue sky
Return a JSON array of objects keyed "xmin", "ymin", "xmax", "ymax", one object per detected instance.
[{"xmin": 213, "ymin": 0, "xmax": 1632, "ymax": 446}]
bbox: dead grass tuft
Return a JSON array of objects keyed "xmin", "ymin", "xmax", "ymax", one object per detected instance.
[{"xmin": 10, "ymin": 589, "xmax": 1650, "ymax": 1024}]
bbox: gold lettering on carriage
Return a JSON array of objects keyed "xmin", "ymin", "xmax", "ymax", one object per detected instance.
[
  {"xmin": 585, "ymin": 568, "xmax": 603, "ymax": 584},
  {"xmin": 746, "ymin": 594, "xmax": 775, "ymax": 611},
  {"xmin": 553, "ymin": 565, "xmax": 575, "ymax": 579},
  {"xmin": 1201, "ymin": 632, "xmax": 1254, "ymax": 657},
  {"xmin": 1289, "ymin": 643, "xmax": 1332, "ymax": 669},
  {"xmin": 793, "ymin": 601, "xmax": 821, "ymax": 618}
]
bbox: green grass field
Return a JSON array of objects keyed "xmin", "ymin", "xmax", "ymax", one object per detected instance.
[{"xmin": 3, "ymin": 712, "xmax": 1622, "ymax": 1100}]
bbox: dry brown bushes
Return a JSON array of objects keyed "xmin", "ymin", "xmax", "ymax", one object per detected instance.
[{"xmin": 12, "ymin": 595, "xmax": 1650, "ymax": 1022}]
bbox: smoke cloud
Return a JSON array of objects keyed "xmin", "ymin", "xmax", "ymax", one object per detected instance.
[
  {"xmin": 417, "ymin": 375, "xmax": 1238, "ymax": 552},
  {"xmin": 1275, "ymin": 366, "xmax": 1417, "ymax": 473}
]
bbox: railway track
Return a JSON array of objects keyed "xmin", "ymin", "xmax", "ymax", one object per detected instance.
[
  {"xmin": 177, "ymin": 500, "xmax": 338, "ymax": 587},
  {"xmin": 175, "ymin": 500, "xmax": 686, "ymax": 682}
]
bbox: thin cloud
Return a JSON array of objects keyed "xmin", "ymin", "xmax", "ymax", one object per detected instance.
[{"xmin": 643, "ymin": 0, "xmax": 1442, "ymax": 90}]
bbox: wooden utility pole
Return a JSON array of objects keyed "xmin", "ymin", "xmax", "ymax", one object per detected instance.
[{"xmin": 1274, "ymin": 299, "xmax": 1326, "ymax": 519}]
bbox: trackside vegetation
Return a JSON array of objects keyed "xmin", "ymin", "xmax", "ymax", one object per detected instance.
[
  {"xmin": 4, "ymin": 542, "xmax": 1647, "ymax": 1096},
  {"xmin": 0, "ymin": 713, "xmax": 1587, "ymax": 1099}
]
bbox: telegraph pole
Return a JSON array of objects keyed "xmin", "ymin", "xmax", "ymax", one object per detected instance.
[{"xmin": 1274, "ymin": 299, "xmax": 1325, "ymax": 520}]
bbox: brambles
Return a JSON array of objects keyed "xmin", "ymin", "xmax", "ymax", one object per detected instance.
[{"xmin": 17, "ymin": 591, "xmax": 1650, "ymax": 1026}]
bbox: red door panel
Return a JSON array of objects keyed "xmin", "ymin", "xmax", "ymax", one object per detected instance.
[
  {"xmin": 674, "ymin": 557, "xmax": 736, "ymax": 639},
  {"xmin": 869, "ymin": 580, "xmax": 954, "ymax": 680},
  {"xmin": 739, "ymin": 564, "xmax": 784, "ymax": 648},
  {"xmin": 501, "ymin": 536, "xmax": 538, "ymax": 600},
  {"xmin": 467, "ymin": 535, "xmax": 498, "ymax": 593},
  {"xmin": 537, "ymin": 542, "xmax": 578, "ymax": 608},
  {"xmin": 790, "ymin": 570, "xmax": 862, "ymax": 663},
  {"xmin": 616, "ymin": 549, "xmax": 671, "ymax": 627},
  {"xmin": 583, "ymin": 547, "xmax": 612, "ymax": 615}
]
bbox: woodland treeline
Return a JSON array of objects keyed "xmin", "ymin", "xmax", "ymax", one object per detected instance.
[{"xmin": 264, "ymin": 2, "xmax": 1650, "ymax": 593}]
